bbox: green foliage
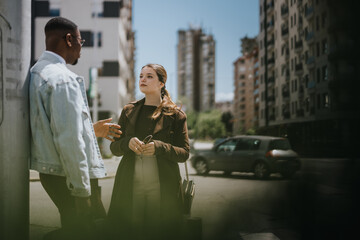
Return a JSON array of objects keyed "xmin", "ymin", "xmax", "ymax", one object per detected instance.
[
  {"xmin": 193, "ymin": 110, "xmax": 226, "ymax": 139},
  {"xmin": 246, "ymin": 127, "xmax": 256, "ymax": 135}
]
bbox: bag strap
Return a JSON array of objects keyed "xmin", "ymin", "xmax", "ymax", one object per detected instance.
[{"xmin": 184, "ymin": 161, "xmax": 189, "ymax": 182}]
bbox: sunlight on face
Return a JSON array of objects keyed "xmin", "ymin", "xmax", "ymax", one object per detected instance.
[{"xmin": 139, "ymin": 67, "xmax": 164, "ymax": 95}]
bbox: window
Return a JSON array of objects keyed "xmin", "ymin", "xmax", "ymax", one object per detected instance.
[
  {"xmin": 323, "ymin": 93, "xmax": 330, "ymax": 108},
  {"xmin": 294, "ymin": 79, "xmax": 298, "ymax": 92},
  {"xmin": 81, "ymin": 31, "xmax": 94, "ymax": 47},
  {"xmin": 268, "ymin": 139, "xmax": 291, "ymax": 150},
  {"xmin": 322, "ymin": 12, "xmax": 327, "ymax": 28},
  {"xmin": 236, "ymin": 139, "xmax": 261, "ymax": 151},
  {"xmin": 97, "ymin": 32, "xmax": 102, "ymax": 47},
  {"xmin": 317, "ymin": 94, "xmax": 321, "ymax": 109},
  {"xmin": 316, "ymin": 16, "xmax": 319, "ymax": 31},
  {"xmin": 217, "ymin": 139, "xmax": 237, "ymax": 152},
  {"xmin": 316, "ymin": 42, "xmax": 320, "ymax": 57},
  {"xmin": 322, "ymin": 66, "xmax": 328, "ymax": 81},
  {"xmin": 322, "ymin": 39, "xmax": 328, "ymax": 54},
  {"xmin": 101, "ymin": 61, "xmax": 120, "ymax": 76},
  {"xmin": 103, "ymin": 1, "xmax": 121, "ymax": 17},
  {"xmin": 317, "ymin": 68, "xmax": 321, "ymax": 83}
]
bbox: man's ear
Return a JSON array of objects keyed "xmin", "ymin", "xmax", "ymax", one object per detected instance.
[{"xmin": 65, "ymin": 33, "xmax": 72, "ymax": 47}]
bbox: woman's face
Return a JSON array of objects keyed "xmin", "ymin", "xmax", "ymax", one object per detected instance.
[{"xmin": 139, "ymin": 66, "xmax": 164, "ymax": 95}]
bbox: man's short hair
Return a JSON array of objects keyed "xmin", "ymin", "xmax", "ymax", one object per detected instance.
[{"xmin": 44, "ymin": 17, "xmax": 77, "ymax": 34}]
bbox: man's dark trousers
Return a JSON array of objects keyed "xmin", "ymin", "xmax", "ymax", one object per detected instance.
[{"xmin": 39, "ymin": 173, "xmax": 106, "ymax": 240}]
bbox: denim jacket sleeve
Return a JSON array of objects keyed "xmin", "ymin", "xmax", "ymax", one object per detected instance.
[{"xmin": 49, "ymin": 79, "xmax": 91, "ymax": 197}]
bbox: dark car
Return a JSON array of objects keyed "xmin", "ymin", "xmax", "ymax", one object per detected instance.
[{"xmin": 190, "ymin": 135, "xmax": 301, "ymax": 179}]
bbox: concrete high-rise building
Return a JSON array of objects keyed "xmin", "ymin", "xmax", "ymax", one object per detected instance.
[
  {"xmin": 32, "ymin": 0, "xmax": 135, "ymax": 121},
  {"xmin": 177, "ymin": 27, "xmax": 215, "ymax": 112},
  {"xmin": 258, "ymin": 0, "xmax": 359, "ymax": 156},
  {"xmin": 233, "ymin": 37, "xmax": 259, "ymax": 134}
]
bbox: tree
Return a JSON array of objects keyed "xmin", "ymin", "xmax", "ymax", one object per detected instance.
[
  {"xmin": 221, "ymin": 111, "xmax": 234, "ymax": 135},
  {"xmin": 194, "ymin": 110, "xmax": 226, "ymax": 139}
]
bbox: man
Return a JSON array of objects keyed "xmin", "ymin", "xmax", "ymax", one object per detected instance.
[{"xmin": 29, "ymin": 17, "xmax": 121, "ymax": 239}]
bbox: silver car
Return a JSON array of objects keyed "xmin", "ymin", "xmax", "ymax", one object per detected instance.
[{"xmin": 190, "ymin": 135, "xmax": 301, "ymax": 179}]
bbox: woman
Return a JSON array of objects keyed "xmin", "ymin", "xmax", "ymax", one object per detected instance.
[{"xmin": 107, "ymin": 64, "xmax": 190, "ymax": 240}]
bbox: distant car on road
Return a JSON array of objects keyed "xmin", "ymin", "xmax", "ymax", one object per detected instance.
[{"xmin": 190, "ymin": 135, "xmax": 301, "ymax": 179}]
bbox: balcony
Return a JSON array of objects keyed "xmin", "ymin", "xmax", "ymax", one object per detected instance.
[
  {"xmin": 267, "ymin": 1, "xmax": 274, "ymax": 13},
  {"xmin": 283, "ymin": 109, "xmax": 291, "ymax": 119},
  {"xmin": 267, "ymin": 38, "xmax": 275, "ymax": 50},
  {"xmin": 281, "ymin": 26, "xmax": 289, "ymax": 39},
  {"xmin": 285, "ymin": 48, "xmax": 290, "ymax": 60},
  {"xmin": 295, "ymin": 63, "xmax": 304, "ymax": 76},
  {"xmin": 281, "ymin": 4, "xmax": 289, "ymax": 18},
  {"xmin": 305, "ymin": 31, "xmax": 315, "ymax": 44},
  {"xmin": 267, "ymin": 95, "xmax": 275, "ymax": 104},
  {"xmin": 307, "ymin": 80, "xmax": 316, "ymax": 89},
  {"xmin": 305, "ymin": 6, "xmax": 314, "ymax": 20},
  {"xmin": 295, "ymin": 40, "xmax": 303, "ymax": 53},
  {"xmin": 282, "ymin": 84, "xmax": 290, "ymax": 100},
  {"xmin": 297, "ymin": 0, "xmax": 303, "ymax": 7},
  {"xmin": 267, "ymin": 76, "xmax": 275, "ymax": 87},
  {"xmin": 267, "ymin": 58, "xmax": 275, "ymax": 69},
  {"xmin": 267, "ymin": 21, "xmax": 274, "ymax": 33},
  {"xmin": 298, "ymin": 85, "xmax": 305, "ymax": 99},
  {"xmin": 296, "ymin": 109, "xmax": 305, "ymax": 117},
  {"xmin": 297, "ymin": 16, "xmax": 303, "ymax": 29},
  {"xmin": 306, "ymin": 56, "xmax": 315, "ymax": 69},
  {"xmin": 283, "ymin": 69, "xmax": 290, "ymax": 81},
  {"xmin": 269, "ymin": 114, "xmax": 276, "ymax": 121}
]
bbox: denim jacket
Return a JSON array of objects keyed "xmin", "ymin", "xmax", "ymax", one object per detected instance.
[{"xmin": 29, "ymin": 51, "xmax": 106, "ymax": 197}]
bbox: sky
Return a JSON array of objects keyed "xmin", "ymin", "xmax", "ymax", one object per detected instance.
[{"xmin": 132, "ymin": 0, "xmax": 259, "ymax": 102}]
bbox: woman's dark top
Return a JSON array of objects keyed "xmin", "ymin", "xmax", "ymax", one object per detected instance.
[{"xmin": 135, "ymin": 105, "xmax": 157, "ymax": 141}]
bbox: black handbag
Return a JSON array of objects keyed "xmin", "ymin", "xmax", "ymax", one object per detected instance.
[{"xmin": 180, "ymin": 161, "xmax": 195, "ymax": 215}]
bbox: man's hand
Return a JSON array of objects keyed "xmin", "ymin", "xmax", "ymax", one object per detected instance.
[{"xmin": 93, "ymin": 118, "xmax": 122, "ymax": 142}]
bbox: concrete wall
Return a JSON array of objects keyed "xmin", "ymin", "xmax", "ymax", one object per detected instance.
[{"xmin": 0, "ymin": 0, "xmax": 31, "ymax": 239}]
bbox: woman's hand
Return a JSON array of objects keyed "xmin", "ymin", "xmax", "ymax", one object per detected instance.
[
  {"xmin": 141, "ymin": 142, "xmax": 155, "ymax": 155},
  {"xmin": 128, "ymin": 137, "xmax": 144, "ymax": 154}
]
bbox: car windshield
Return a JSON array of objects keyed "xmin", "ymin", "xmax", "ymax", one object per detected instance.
[{"xmin": 268, "ymin": 139, "xmax": 291, "ymax": 150}]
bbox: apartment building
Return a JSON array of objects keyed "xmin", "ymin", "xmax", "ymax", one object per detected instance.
[
  {"xmin": 177, "ymin": 27, "xmax": 215, "ymax": 112},
  {"xmin": 32, "ymin": 0, "xmax": 135, "ymax": 121},
  {"xmin": 258, "ymin": 0, "xmax": 359, "ymax": 156},
  {"xmin": 233, "ymin": 37, "xmax": 259, "ymax": 134}
]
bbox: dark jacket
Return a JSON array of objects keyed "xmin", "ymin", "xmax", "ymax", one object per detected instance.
[{"xmin": 107, "ymin": 98, "xmax": 190, "ymax": 239}]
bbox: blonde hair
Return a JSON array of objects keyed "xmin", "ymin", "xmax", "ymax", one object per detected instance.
[{"xmin": 142, "ymin": 64, "xmax": 179, "ymax": 119}]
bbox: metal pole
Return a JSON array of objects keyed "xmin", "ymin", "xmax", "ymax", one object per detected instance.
[{"xmin": 0, "ymin": 0, "xmax": 31, "ymax": 239}]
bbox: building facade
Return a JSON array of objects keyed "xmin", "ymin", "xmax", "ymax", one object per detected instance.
[
  {"xmin": 32, "ymin": 0, "xmax": 135, "ymax": 121},
  {"xmin": 177, "ymin": 27, "xmax": 215, "ymax": 112},
  {"xmin": 233, "ymin": 37, "xmax": 259, "ymax": 134},
  {"xmin": 258, "ymin": 0, "xmax": 359, "ymax": 156}
]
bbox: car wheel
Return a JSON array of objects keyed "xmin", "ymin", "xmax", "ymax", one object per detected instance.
[
  {"xmin": 195, "ymin": 159, "xmax": 209, "ymax": 175},
  {"xmin": 253, "ymin": 162, "xmax": 270, "ymax": 179}
]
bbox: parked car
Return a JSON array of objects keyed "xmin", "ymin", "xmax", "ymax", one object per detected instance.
[{"xmin": 190, "ymin": 135, "xmax": 301, "ymax": 179}]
